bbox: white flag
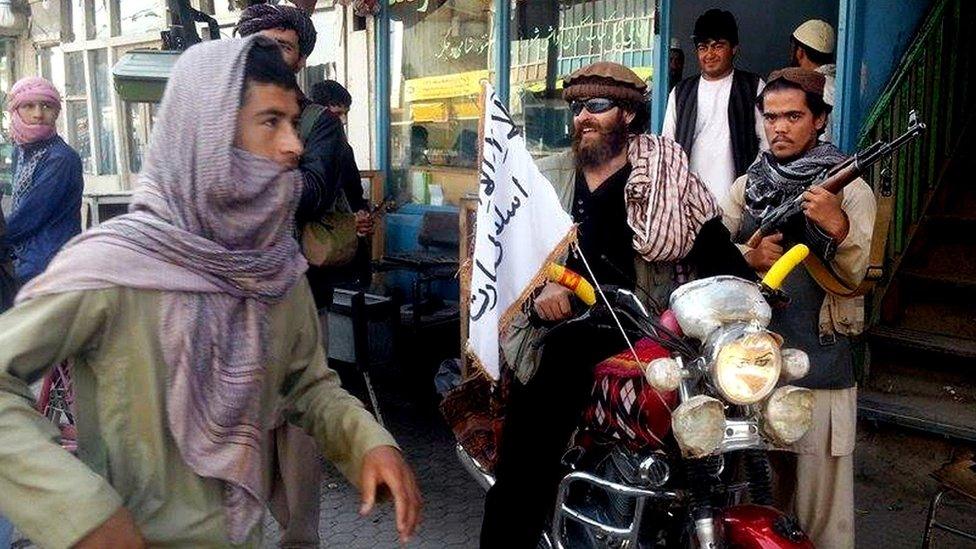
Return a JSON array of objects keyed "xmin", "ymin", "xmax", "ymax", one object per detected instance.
[{"xmin": 467, "ymin": 84, "xmax": 575, "ymax": 380}]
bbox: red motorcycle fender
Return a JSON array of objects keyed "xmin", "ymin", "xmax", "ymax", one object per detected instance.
[{"xmin": 720, "ymin": 504, "xmax": 815, "ymax": 549}]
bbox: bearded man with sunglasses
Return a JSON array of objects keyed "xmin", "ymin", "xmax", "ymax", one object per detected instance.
[{"xmin": 481, "ymin": 62, "xmax": 755, "ymax": 548}]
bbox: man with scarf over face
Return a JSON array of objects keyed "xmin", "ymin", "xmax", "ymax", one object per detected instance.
[
  {"xmin": 481, "ymin": 62, "xmax": 755, "ymax": 548},
  {"xmin": 0, "ymin": 37, "xmax": 421, "ymax": 548},
  {"xmin": 236, "ymin": 6, "xmax": 374, "ymax": 546},
  {"xmin": 1, "ymin": 76, "xmax": 83, "ymax": 287},
  {"xmin": 724, "ymin": 68, "xmax": 875, "ymax": 549}
]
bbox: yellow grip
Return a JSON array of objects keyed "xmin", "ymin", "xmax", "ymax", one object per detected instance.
[
  {"xmin": 545, "ymin": 264, "xmax": 597, "ymax": 306},
  {"xmin": 761, "ymin": 244, "xmax": 810, "ymax": 291}
]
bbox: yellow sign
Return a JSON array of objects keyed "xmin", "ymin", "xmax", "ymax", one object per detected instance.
[
  {"xmin": 405, "ymin": 70, "xmax": 490, "ymax": 102},
  {"xmin": 409, "ymin": 99, "xmax": 481, "ymax": 123}
]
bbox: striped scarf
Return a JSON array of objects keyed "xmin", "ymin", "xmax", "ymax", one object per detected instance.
[{"xmin": 624, "ymin": 134, "xmax": 722, "ymax": 262}]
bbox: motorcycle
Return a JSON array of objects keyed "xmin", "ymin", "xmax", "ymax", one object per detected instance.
[{"xmin": 456, "ymin": 244, "xmax": 818, "ymax": 548}]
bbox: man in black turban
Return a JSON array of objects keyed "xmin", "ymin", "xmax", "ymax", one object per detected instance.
[{"xmin": 236, "ymin": 3, "xmax": 317, "ymax": 71}]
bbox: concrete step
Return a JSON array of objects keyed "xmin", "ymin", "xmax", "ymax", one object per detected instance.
[
  {"xmin": 869, "ymin": 326, "xmax": 976, "ymax": 359},
  {"xmin": 927, "ymin": 213, "xmax": 976, "ymax": 229},
  {"xmin": 906, "ymin": 241, "xmax": 976, "ymax": 280},
  {"xmin": 859, "ymin": 389, "xmax": 976, "ymax": 443},
  {"xmin": 901, "ymin": 268, "xmax": 976, "ymax": 294},
  {"xmin": 895, "ymin": 295, "xmax": 976, "ymax": 340}
]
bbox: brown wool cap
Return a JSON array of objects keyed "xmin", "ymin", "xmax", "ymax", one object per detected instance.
[
  {"xmin": 563, "ymin": 61, "xmax": 647, "ymax": 104},
  {"xmin": 767, "ymin": 67, "xmax": 826, "ymax": 98}
]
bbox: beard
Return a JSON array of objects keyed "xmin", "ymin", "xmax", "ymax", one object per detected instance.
[{"xmin": 572, "ymin": 113, "xmax": 630, "ymax": 169}]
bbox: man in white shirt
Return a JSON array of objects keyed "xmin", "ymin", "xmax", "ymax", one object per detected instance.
[
  {"xmin": 791, "ymin": 19, "xmax": 837, "ymax": 140},
  {"xmin": 663, "ymin": 9, "xmax": 768, "ymax": 208}
]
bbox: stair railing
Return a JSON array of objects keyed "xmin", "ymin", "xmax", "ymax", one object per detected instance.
[{"xmin": 857, "ymin": 0, "xmax": 976, "ymax": 321}]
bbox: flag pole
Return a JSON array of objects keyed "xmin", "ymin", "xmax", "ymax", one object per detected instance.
[{"xmin": 460, "ymin": 82, "xmax": 490, "ymax": 380}]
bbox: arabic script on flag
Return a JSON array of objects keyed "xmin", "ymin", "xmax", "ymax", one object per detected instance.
[{"xmin": 466, "ymin": 84, "xmax": 576, "ymax": 380}]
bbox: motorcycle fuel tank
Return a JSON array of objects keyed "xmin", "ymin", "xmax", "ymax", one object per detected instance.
[
  {"xmin": 583, "ymin": 338, "xmax": 678, "ymax": 451},
  {"xmin": 721, "ymin": 504, "xmax": 815, "ymax": 549}
]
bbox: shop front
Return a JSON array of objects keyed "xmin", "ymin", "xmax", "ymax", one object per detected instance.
[
  {"xmin": 377, "ymin": 0, "xmax": 661, "ymax": 305},
  {"xmin": 381, "ymin": 0, "xmax": 657, "ymax": 211}
]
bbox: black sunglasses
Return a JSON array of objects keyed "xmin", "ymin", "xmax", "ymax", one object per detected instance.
[{"xmin": 569, "ymin": 98, "xmax": 618, "ymax": 116}]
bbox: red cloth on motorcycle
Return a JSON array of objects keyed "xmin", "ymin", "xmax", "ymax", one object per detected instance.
[{"xmin": 583, "ymin": 338, "xmax": 678, "ymax": 451}]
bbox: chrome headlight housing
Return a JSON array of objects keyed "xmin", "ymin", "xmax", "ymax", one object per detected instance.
[
  {"xmin": 711, "ymin": 329, "xmax": 782, "ymax": 405},
  {"xmin": 780, "ymin": 348, "xmax": 811, "ymax": 382},
  {"xmin": 644, "ymin": 357, "xmax": 683, "ymax": 392},
  {"xmin": 671, "ymin": 395, "xmax": 725, "ymax": 458},
  {"xmin": 763, "ymin": 385, "xmax": 814, "ymax": 446}
]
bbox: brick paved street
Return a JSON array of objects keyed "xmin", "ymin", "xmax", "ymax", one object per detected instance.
[
  {"xmin": 261, "ymin": 364, "xmax": 486, "ymax": 548},
  {"xmin": 11, "ymin": 367, "xmax": 975, "ymax": 549},
  {"xmin": 257, "ymin": 363, "xmax": 976, "ymax": 549}
]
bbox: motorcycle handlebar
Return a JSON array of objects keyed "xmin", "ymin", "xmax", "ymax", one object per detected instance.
[
  {"xmin": 761, "ymin": 244, "xmax": 810, "ymax": 291},
  {"xmin": 545, "ymin": 263, "xmax": 597, "ymax": 306}
]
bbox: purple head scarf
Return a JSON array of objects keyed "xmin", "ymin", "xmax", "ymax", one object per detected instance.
[
  {"xmin": 18, "ymin": 36, "xmax": 307, "ymax": 542},
  {"xmin": 7, "ymin": 76, "xmax": 60, "ymax": 145}
]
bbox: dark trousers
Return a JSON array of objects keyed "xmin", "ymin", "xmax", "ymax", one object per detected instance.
[{"xmin": 480, "ymin": 323, "xmax": 628, "ymax": 548}]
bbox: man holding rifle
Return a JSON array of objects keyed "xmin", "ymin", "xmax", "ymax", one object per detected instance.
[{"xmin": 723, "ymin": 67, "xmax": 875, "ymax": 549}]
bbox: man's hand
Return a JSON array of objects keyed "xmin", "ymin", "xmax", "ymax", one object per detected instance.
[
  {"xmin": 355, "ymin": 210, "xmax": 375, "ymax": 236},
  {"xmin": 360, "ymin": 446, "xmax": 422, "ymax": 544},
  {"xmin": 533, "ymin": 282, "xmax": 574, "ymax": 322},
  {"xmin": 75, "ymin": 507, "xmax": 145, "ymax": 549},
  {"xmin": 745, "ymin": 233, "xmax": 784, "ymax": 272},
  {"xmin": 802, "ymin": 186, "xmax": 849, "ymax": 242}
]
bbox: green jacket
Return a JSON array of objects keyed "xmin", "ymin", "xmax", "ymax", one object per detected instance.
[
  {"xmin": 0, "ymin": 282, "xmax": 395, "ymax": 548},
  {"xmin": 501, "ymin": 151, "xmax": 687, "ymax": 383}
]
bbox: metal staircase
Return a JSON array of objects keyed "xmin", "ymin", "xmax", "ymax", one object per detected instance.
[{"xmin": 856, "ymin": 0, "xmax": 976, "ymax": 442}]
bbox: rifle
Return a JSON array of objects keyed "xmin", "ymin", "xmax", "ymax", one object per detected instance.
[{"xmin": 746, "ymin": 110, "xmax": 926, "ymax": 248}]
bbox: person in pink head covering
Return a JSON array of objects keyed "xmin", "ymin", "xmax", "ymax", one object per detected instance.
[{"xmin": 3, "ymin": 76, "xmax": 84, "ymax": 286}]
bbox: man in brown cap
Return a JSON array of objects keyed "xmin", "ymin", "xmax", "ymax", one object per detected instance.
[
  {"xmin": 482, "ymin": 61, "xmax": 756, "ymax": 547},
  {"xmin": 723, "ymin": 67, "xmax": 875, "ymax": 549}
]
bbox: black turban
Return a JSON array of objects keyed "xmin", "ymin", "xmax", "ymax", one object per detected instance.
[
  {"xmin": 236, "ymin": 3, "xmax": 317, "ymax": 59},
  {"xmin": 693, "ymin": 9, "xmax": 739, "ymax": 47}
]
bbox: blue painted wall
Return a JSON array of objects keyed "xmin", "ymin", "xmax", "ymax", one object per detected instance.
[{"xmin": 838, "ymin": 0, "xmax": 932, "ymax": 149}]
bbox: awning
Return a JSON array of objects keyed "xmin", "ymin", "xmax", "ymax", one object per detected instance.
[{"xmin": 112, "ymin": 49, "xmax": 181, "ymax": 103}]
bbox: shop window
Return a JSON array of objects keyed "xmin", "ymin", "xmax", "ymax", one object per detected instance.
[
  {"xmin": 125, "ymin": 102, "xmax": 158, "ymax": 174},
  {"xmin": 0, "ymin": 39, "xmax": 15, "ymax": 195},
  {"xmin": 63, "ymin": 51, "xmax": 92, "ymax": 173},
  {"xmin": 212, "ymin": 0, "xmax": 239, "ymax": 21},
  {"xmin": 389, "ymin": 0, "xmax": 491, "ymax": 207},
  {"xmin": 300, "ymin": 9, "xmax": 339, "ymax": 93},
  {"xmin": 62, "ymin": 49, "xmax": 118, "ymax": 175},
  {"xmin": 92, "ymin": 0, "xmax": 111, "ymax": 39},
  {"xmin": 36, "ymin": 47, "xmax": 53, "ymax": 81},
  {"xmin": 70, "ymin": 0, "xmax": 90, "ymax": 41},
  {"xmin": 509, "ymin": 1, "xmax": 654, "ymax": 157},
  {"xmin": 90, "ymin": 49, "xmax": 117, "ymax": 174},
  {"xmin": 121, "ymin": 1, "xmax": 164, "ymax": 35}
]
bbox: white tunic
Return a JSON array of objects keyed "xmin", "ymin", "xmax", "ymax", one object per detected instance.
[{"xmin": 663, "ymin": 71, "xmax": 768, "ymax": 208}]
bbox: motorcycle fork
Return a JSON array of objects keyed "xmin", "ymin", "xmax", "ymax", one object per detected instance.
[{"xmin": 686, "ymin": 455, "xmax": 724, "ymax": 549}]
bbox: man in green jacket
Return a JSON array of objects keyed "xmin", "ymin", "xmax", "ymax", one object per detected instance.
[{"xmin": 0, "ymin": 36, "xmax": 421, "ymax": 548}]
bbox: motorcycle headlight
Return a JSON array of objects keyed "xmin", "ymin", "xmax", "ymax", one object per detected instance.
[
  {"xmin": 763, "ymin": 385, "xmax": 814, "ymax": 446},
  {"xmin": 780, "ymin": 348, "xmax": 810, "ymax": 382},
  {"xmin": 671, "ymin": 395, "xmax": 725, "ymax": 458},
  {"xmin": 644, "ymin": 357, "xmax": 682, "ymax": 392},
  {"xmin": 712, "ymin": 331, "xmax": 782, "ymax": 405}
]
